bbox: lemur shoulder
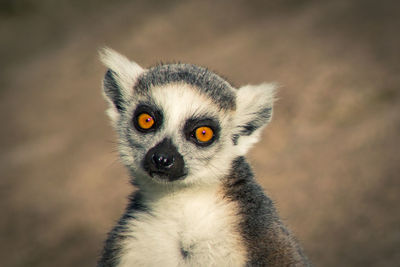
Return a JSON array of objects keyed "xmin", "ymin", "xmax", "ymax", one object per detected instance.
[{"xmin": 97, "ymin": 48, "xmax": 310, "ymax": 267}]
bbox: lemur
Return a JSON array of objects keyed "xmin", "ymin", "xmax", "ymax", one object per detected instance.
[{"xmin": 98, "ymin": 48, "xmax": 310, "ymax": 267}]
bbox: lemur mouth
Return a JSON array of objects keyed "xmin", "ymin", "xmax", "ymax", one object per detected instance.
[{"xmin": 149, "ymin": 171, "xmax": 187, "ymax": 182}]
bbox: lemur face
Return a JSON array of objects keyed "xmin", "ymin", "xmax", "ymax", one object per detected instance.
[
  {"xmin": 101, "ymin": 48, "xmax": 275, "ymax": 186},
  {"xmin": 120, "ymin": 82, "xmax": 235, "ymax": 184}
]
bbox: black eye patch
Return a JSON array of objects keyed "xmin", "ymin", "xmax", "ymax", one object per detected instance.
[
  {"xmin": 133, "ymin": 104, "xmax": 163, "ymax": 133},
  {"xmin": 183, "ymin": 117, "xmax": 220, "ymax": 147}
]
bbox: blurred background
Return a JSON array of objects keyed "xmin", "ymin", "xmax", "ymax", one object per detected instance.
[{"xmin": 1, "ymin": 0, "xmax": 399, "ymax": 266}]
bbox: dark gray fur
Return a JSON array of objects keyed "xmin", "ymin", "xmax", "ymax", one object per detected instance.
[
  {"xmin": 239, "ymin": 108, "xmax": 272, "ymax": 135},
  {"xmin": 232, "ymin": 107, "xmax": 272, "ymax": 145},
  {"xmin": 223, "ymin": 157, "xmax": 310, "ymax": 266},
  {"xmin": 104, "ymin": 70, "xmax": 125, "ymax": 112},
  {"xmin": 134, "ymin": 64, "xmax": 236, "ymax": 111},
  {"xmin": 98, "ymin": 192, "xmax": 147, "ymax": 267}
]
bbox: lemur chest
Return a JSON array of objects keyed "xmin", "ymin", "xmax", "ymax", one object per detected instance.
[{"xmin": 117, "ymin": 189, "xmax": 247, "ymax": 267}]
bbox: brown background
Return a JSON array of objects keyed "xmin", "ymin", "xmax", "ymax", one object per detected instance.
[{"xmin": 1, "ymin": 0, "xmax": 399, "ymax": 266}]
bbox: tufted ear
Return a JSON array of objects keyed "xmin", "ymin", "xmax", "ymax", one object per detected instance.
[
  {"xmin": 233, "ymin": 83, "xmax": 277, "ymax": 155},
  {"xmin": 99, "ymin": 47, "xmax": 145, "ymax": 124}
]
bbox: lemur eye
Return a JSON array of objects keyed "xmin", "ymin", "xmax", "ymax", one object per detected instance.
[
  {"xmin": 194, "ymin": 126, "xmax": 214, "ymax": 143},
  {"xmin": 137, "ymin": 113, "xmax": 155, "ymax": 130},
  {"xmin": 184, "ymin": 118, "xmax": 219, "ymax": 147}
]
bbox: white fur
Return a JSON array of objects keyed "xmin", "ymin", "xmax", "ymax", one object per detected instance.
[{"xmin": 118, "ymin": 185, "xmax": 247, "ymax": 267}]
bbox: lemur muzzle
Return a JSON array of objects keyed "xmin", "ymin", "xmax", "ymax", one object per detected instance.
[{"xmin": 143, "ymin": 138, "xmax": 186, "ymax": 181}]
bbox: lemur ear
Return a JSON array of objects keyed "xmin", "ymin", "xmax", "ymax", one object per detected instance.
[
  {"xmin": 99, "ymin": 47, "xmax": 145, "ymax": 123},
  {"xmin": 233, "ymin": 83, "xmax": 277, "ymax": 155}
]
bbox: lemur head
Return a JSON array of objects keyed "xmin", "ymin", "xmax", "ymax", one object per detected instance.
[{"xmin": 100, "ymin": 48, "xmax": 275, "ymax": 187}]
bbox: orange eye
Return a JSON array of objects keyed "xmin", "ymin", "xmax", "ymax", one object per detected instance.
[
  {"xmin": 195, "ymin": 126, "xmax": 214, "ymax": 143},
  {"xmin": 137, "ymin": 113, "xmax": 155, "ymax": 129}
]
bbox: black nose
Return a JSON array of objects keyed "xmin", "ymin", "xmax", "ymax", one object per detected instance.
[
  {"xmin": 142, "ymin": 138, "xmax": 186, "ymax": 181},
  {"xmin": 152, "ymin": 153, "xmax": 174, "ymax": 169}
]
